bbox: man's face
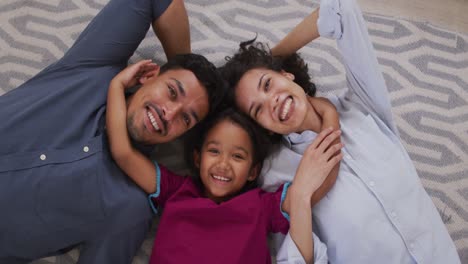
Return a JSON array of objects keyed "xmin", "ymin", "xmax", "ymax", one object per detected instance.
[{"xmin": 126, "ymin": 68, "xmax": 209, "ymax": 145}]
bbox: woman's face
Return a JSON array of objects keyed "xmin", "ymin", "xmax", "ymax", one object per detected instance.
[{"xmin": 235, "ymin": 68, "xmax": 310, "ymax": 135}]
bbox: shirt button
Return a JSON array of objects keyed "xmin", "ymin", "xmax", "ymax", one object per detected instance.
[
  {"xmin": 40, "ymin": 154, "xmax": 46, "ymax": 160},
  {"xmin": 390, "ymin": 211, "xmax": 397, "ymax": 218},
  {"xmin": 409, "ymin": 243, "xmax": 415, "ymax": 249},
  {"xmin": 369, "ymin": 181, "xmax": 375, "ymax": 187},
  {"xmin": 83, "ymin": 146, "xmax": 90, "ymax": 153}
]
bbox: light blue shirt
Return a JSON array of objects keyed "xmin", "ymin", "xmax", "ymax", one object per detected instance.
[{"xmin": 262, "ymin": 0, "xmax": 461, "ymax": 263}]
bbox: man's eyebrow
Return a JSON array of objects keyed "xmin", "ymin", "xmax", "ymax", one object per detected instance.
[{"xmin": 170, "ymin": 78, "xmax": 185, "ymax": 97}]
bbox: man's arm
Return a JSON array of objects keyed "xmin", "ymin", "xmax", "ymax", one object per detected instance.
[
  {"xmin": 153, "ymin": 0, "xmax": 191, "ymax": 59},
  {"xmin": 281, "ymin": 128, "xmax": 343, "ymax": 263},
  {"xmin": 106, "ymin": 60, "xmax": 160, "ymax": 194},
  {"xmin": 61, "ymin": 0, "xmax": 186, "ymax": 67}
]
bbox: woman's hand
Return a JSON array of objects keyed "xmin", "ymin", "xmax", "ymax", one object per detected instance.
[
  {"xmin": 112, "ymin": 60, "xmax": 160, "ymax": 89},
  {"xmin": 291, "ymin": 127, "xmax": 343, "ymax": 200}
]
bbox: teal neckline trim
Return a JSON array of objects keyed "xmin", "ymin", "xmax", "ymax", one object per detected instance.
[
  {"xmin": 147, "ymin": 161, "xmax": 161, "ymax": 214},
  {"xmin": 280, "ymin": 182, "xmax": 292, "ymax": 221}
]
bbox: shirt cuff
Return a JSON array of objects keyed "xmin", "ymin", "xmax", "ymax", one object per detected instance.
[
  {"xmin": 280, "ymin": 182, "xmax": 292, "ymax": 221},
  {"xmin": 147, "ymin": 161, "xmax": 162, "ymax": 214},
  {"xmin": 276, "ymin": 232, "xmax": 328, "ymax": 264},
  {"xmin": 317, "ymin": 0, "xmax": 343, "ymax": 39}
]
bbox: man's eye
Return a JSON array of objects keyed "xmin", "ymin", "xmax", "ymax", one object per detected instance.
[
  {"xmin": 264, "ymin": 78, "xmax": 271, "ymax": 92},
  {"xmin": 183, "ymin": 113, "xmax": 191, "ymax": 127},
  {"xmin": 168, "ymin": 85, "xmax": 177, "ymax": 99}
]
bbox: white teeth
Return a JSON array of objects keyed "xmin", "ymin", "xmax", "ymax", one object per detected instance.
[
  {"xmin": 147, "ymin": 110, "xmax": 160, "ymax": 131},
  {"xmin": 213, "ymin": 175, "xmax": 230, "ymax": 182},
  {"xmin": 280, "ymin": 97, "xmax": 293, "ymax": 120}
]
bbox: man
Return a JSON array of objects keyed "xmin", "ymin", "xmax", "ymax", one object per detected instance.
[{"xmin": 0, "ymin": 0, "xmax": 225, "ymax": 263}]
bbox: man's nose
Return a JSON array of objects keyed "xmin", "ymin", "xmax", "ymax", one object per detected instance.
[{"xmin": 163, "ymin": 101, "xmax": 183, "ymax": 121}]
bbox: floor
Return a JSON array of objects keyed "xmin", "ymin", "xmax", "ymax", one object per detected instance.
[{"xmin": 358, "ymin": 0, "xmax": 468, "ymax": 35}]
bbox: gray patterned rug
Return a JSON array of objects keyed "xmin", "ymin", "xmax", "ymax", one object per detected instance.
[{"xmin": 1, "ymin": 0, "xmax": 467, "ymax": 263}]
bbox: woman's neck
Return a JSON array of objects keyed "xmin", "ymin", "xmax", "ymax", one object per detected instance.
[{"xmin": 297, "ymin": 98, "xmax": 322, "ymax": 133}]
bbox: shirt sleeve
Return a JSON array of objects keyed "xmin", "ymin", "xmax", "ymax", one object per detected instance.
[
  {"xmin": 148, "ymin": 162, "xmax": 185, "ymax": 214},
  {"xmin": 276, "ymin": 232, "xmax": 328, "ymax": 264},
  {"xmin": 317, "ymin": 0, "xmax": 398, "ymax": 135},
  {"xmin": 59, "ymin": 0, "xmax": 172, "ymax": 68},
  {"xmin": 263, "ymin": 184, "xmax": 291, "ymax": 234}
]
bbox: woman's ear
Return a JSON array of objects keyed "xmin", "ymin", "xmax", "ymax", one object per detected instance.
[
  {"xmin": 280, "ymin": 70, "xmax": 295, "ymax": 81},
  {"xmin": 140, "ymin": 65, "xmax": 160, "ymax": 84},
  {"xmin": 193, "ymin": 149, "xmax": 201, "ymax": 169},
  {"xmin": 247, "ymin": 164, "xmax": 260, "ymax": 181}
]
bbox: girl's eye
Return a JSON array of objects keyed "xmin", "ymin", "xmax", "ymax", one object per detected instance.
[
  {"xmin": 233, "ymin": 154, "xmax": 245, "ymax": 160},
  {"xmin": 168, "ymin": 85, "xmax": 177, "ymax": 99},
  {"xmin": 207, "ymin": 148, "xmax": 219, "ymax": 154},
  {"xmin": 264, "ymin": 78, "xmax": 271, "ymax": 92}
]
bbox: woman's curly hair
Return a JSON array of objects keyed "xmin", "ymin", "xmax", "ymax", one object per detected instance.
[{"xmin": 220, "ymin": 37, "xmax": 316, "ymax": 107}]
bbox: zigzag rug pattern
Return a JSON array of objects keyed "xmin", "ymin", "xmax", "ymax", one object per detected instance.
[{"xmin": 0, "ymin": 0, "xmax": 466, "ymax": 263}]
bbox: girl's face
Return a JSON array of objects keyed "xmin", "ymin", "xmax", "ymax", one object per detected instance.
[
  {"xmin": 235, "ymin": 68, "xmax": 311, "ymax": 135},
  {"xmin": 195, "ymin": 119, "xmax": 257, "ymax": 203}
]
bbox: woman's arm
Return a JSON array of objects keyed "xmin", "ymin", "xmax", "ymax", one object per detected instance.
[
  {"xmin": 282, "ymin": 128, "xmax": 343, "ymax": 263},
  {"xmin": 308, "ymin": 97, "xmax": 341, "ymax": 206},
  {"xmin": 271, "ymin": 8, "xmax": 319, "ymax": 57},
  {"xmin": 106, "ymin": 60, "xmax": 160, "ymax": 194}
]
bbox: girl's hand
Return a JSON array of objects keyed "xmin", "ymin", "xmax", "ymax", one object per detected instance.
[
  {"xmin": 291, "ymin": 128, "xmax": 344, "ymax": 200},
  {"xmin": 112, "ymin": 60, "xmax": 160, "ymax": 89}
]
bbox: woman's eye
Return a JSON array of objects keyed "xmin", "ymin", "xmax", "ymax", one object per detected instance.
[{"xmin": 264, "ymin": 78, "xmax": 271, "ymax": 92}]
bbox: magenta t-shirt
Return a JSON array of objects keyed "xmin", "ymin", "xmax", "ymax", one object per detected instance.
[{"xmin": 148, "ymin": 164, "xmax": 289, "ymax": 264}]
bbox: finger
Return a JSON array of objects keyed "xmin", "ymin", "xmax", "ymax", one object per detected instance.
[
  {"xmin": 317, "ymin": 130, "xmax": 341, "ymax": 153},
  {"xmin": 309, "ymin": 127, "xmax": 334, "ymax": 150},
  {"xmin": 327, "ymin": 152, "xmax": 343, "ymax": 167},
  {"xmin": 324, "ymin": 142, "xmax": 344, "ymax": 161}
]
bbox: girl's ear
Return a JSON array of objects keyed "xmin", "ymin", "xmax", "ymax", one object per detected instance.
[
  {"xmin": 247, "ymin": 164, "xmax": 260, "ymax": 182},
  {"xmin": 193, "ymin": 149, "xmax": 201, "ymax": 169},
  {"xmin": 280, "ymin": 70, "xmax": 295, "ymax": 81}
]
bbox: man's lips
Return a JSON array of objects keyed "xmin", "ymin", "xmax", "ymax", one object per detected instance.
[{"xmin": 145, "ymin": 105, "xmax": 166, "ymax": 135}]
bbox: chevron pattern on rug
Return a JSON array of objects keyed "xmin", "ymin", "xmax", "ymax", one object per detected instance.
[{"xmin": 1, "ymin": 0, "xmax": 466, "ymax": 263}]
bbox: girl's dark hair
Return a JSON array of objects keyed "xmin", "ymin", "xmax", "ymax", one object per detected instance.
[
  {"xmin": 184, "ymin": 108, "xmax": 273, "ymax": 194},
  {"xmin": 220, "ymin": 37, "xmax": 316, "ymax": 105}
]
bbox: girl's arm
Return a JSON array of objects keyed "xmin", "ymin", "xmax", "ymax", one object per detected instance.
[
  {"xmin": 106, "ymin": 60, "xmax": 160, "ymax": 194},
  {"xmin": 271, "ymin": 8, "xmax": 319, "ymax": 57},
  {"xmin": 308, "ymin": 97, "xmax": 341, "ymax": 206},
  {"xmin": 282, "ymin": 128, "xmax": 343, "ymax": 263}
]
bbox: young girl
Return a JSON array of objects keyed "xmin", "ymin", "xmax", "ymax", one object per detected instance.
[
  {"xmin": 105, "ymin": 60, "xmax": 343, "ymax": 263},
  {"xmin": 221, "ymin": 0, "xmax": 460, "ymax": 263}
]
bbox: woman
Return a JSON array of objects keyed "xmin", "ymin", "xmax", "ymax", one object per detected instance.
[{"xmin": 220, "ymin": 0, "xmax": 460, "ymax": 263}]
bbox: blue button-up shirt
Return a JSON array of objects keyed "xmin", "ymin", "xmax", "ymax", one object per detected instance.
[
  {"xmin": 0, "ymin": 0, "xmax": 171, "ymax": 257},
  {"xmin": 263, "ymin": 0, "xmax": 461, "ymax": 263}
]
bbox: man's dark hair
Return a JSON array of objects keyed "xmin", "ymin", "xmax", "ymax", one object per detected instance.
[
  {"xmin": 184, "ymin": 108, "xmax": 273, "ymax": 195},
  {"xmin": 220, "ymin": 38, "xmax": 316, "ymax": 102},
  {"xmin": 161, "ymin": 53, "xmax": 227, "ymax": 116}
]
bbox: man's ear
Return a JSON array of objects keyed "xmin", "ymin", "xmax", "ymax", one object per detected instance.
[
  {"xmin": 247, "ymin": 164, "xmax": 260, "ymax": 182},
  {"xmin": 193, "ymin": 149, "xmax": 201, "ymax": 169},
  {"xmin": 140, "ymin": 65, "xmax": 160, "ymax": 84},
  {"xmin": 280, "ymin": 70, "xmax": 295, "ymax": 81}
]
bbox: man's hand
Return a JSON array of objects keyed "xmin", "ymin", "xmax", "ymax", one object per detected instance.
[{"xmin": 112, "ymin": 60, "xmax": 160, "ymax": 89}]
